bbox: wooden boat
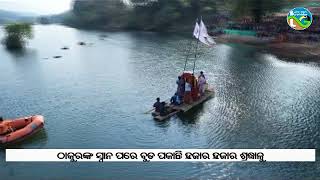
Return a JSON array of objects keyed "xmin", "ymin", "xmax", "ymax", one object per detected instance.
[
  {"xmin": 173, "ymin": 89, "xmax": 214, "ymax": 112},
  {"xmin": 153, "ymin": 109, "xmax": 180, "ymax": 121},
  {"xmin": 152, "ymin": 89, "xmax": 214, "ymax": 121},
  {"xmin": 0, "ymin": 115, "xmax": 45, "ymax": 144}
]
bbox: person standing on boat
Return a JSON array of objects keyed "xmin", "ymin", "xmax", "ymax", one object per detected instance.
[
  {"xmin": 199, "ymin": 71, "xmax": 206, "ymax": 80},
  {"xmin": 191, "ymin": 74, "xmax": 199, "ymax": 101},
  {"xmin": 198, "ymin": 71, "xmax": 207, "ymax": 96},
  {"xmin": 176, "ymin": 76, "xmax": 185, "ymax": 98},
  {"xmin": 153, "ymin": 98, "xmax": 161, "ymax": 113}
]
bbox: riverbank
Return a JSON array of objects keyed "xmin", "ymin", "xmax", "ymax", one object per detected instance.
[
  {"xmin": 216, "ymin": 35, "xmax": 320, "ymax": 63},
  {"xmin": 40, "ymin": 23, "xmax": 320, "ymax": 63}
]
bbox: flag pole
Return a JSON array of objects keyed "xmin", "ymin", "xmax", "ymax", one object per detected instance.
[
  {"xmin": 183, "ymin": 39, "xmax": 193, "ymax": 72},
  {"xmin": 193, "ymin": 16, "xmax": 202, "ymax": 74},
  {"xmin": 184, "ymin": 18, "xmax": 200, "ymax": 72}
]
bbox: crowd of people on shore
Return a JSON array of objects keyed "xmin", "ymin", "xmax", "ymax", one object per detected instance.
[{"xmin": 153, "ymin": 71, "xmax": 207, "ymax": 116}]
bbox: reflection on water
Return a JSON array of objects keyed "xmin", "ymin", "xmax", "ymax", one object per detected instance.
[{"xmin": 0, "ymin": 25, "xmax": 319, "ymax": 179}]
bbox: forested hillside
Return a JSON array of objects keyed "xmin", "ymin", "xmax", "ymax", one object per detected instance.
[{"xmin": 60, "ymin": 0, "xmax": 312, "ymax": 31}]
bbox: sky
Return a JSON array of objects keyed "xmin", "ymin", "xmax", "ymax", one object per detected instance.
[{"xmin": 0, "ymin": 0, "xmax": 72, "ymax": 15}]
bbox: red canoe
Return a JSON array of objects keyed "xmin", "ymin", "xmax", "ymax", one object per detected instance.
[{"xmin": 0, "ymin": 115, "xmax": 45, "ymax": 144}]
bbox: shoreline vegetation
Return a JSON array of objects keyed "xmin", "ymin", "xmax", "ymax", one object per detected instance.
[
  {"xmin": 2, "ymin": 23, "xmax": 33, "ymax": 50},
  {"xmin": 38, "ymin": 0, "xmax": 319, "ymax": 62}
]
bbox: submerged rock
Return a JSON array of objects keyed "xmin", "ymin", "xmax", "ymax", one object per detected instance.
[
  {"xmin": 99, "ymin": 34, "xmax": 108, "ymax": 40},
  {"xmin": 99, "ymin": 34, "xmax": 108, "ymax": 38},
  {"xmin": 53, "ymin": 56, "xmax": 62, "ymax": 59},
  {"xmin": 78, "ymin": 42, "xmax": 86, "ymax": 46},
  {"xmin": 61, "ymin": 47, "xmax": 69, "ymax": 50}
]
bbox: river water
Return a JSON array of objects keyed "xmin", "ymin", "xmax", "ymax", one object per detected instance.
[{"xmin": 0, "ymin": 25, "xmax": 319, "ymax": 179}]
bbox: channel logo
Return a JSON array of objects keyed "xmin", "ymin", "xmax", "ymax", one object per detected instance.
[{"xmin": 287, "ymin": 7, "xmax": 313, "ymax": 30}]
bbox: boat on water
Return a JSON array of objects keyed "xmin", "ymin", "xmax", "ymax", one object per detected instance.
[
  {"xmin": 0, "ymin": 115, "xmax": 45, "ymax": 145},
  {"xmin": 151, "ymin": 19, "xmax": 216, "ymax": 121},
  {"xmin": 152, "ymin": 89, "xmax": 214, "ymax": 121},
  {"xmin": 172, "ymin": 88, "xmax": 214, "ymax": 112}
]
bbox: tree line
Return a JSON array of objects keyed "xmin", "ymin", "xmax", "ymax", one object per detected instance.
[{"xmin": 61, "ymin": 0, "xmax": 305, "ymax": 31}]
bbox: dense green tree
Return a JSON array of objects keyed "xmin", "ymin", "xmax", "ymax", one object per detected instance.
[
  {"xmin": 63, "ymin": 0, "xmax": 303, "ymax": 31},
  {"xmin": 67, "ymin": 0, "xmax": 129, "ymax": 29},
  {"xmin": 128, "ymin": 0, "xmax": 218, "ymax": 31},
  {"xmin": 2, "ymin": 23, "xmax": 33, "ymax": 50},
  {"xmin": 230, "ymin": 0, "xmax": 288, "ymax": 22}
]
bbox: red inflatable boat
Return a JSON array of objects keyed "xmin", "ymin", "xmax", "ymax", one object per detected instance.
[{"xmin": 0, "ymin": 115, "xmax": 45, "ymax": 144}]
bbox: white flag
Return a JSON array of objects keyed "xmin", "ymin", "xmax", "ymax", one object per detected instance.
[
  {"xmin": 193, "ymin": 20, "xmax": 216, "ymax": 47},
  {"xmin": 193, "ymin": 22, "xmax": 200, "ymax": 38},
  {"xmin": 200, "ymin": 20, "xmax": 216, "ymax": 45}
]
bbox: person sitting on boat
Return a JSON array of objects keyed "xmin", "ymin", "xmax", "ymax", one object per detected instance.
[
  {"xmin": 159, "ymin": 102, "xmax": 169, "ymax": 116},
  {"xmin": 153, "ymin": 98, "xmax": 161, "ymax": 113},
  {"xmin": 170, "ymin": 93, "xmax": 181, "ymax": 106},
  {"xmin": 184, "ymin": 80, "xmax": 193, "ymax": 104},
  {"xmin": 198, "ymin": 72, "xmax": 207, "ymax": 96}
]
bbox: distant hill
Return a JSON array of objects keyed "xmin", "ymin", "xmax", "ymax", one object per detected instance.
[
  {"xmin": 37, "ymin": 11, "xmax": 72, "ymax": 24},
  {"xmin": 0, "ymin": 10, "xmax": 37, "ymax": 24}
]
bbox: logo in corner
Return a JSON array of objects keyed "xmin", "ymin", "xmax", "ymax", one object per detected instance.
[{"xmin": 287, "ymin": 7, "xmax": 313, "ymax": 30}]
